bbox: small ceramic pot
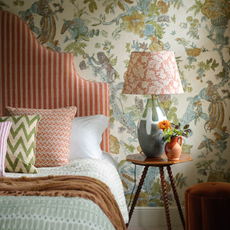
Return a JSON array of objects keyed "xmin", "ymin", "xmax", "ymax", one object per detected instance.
[{"xmin": 165, "ymin": 136, "xmax": 182, "ymax": 160}]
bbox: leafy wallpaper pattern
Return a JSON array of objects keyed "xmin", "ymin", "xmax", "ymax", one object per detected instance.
[{"xmin": 1, "ymin": 0, "xmax": 230, "ymax": 208}]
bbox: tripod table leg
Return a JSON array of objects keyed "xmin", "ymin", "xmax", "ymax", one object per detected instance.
[
  {"xmin": 159, "ymin": 166, "xmax": 171, "ymax": 230},
  {"xmin": 167, "ymin": 166, "xmax": 185, "ymax": 230},
  {"xmin": 126, "ymin": 165, "xmax": 149, "ymax": 228}
]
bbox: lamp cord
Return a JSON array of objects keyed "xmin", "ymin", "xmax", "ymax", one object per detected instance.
[{"xmin": 127, "ymin": 164, "xmax": 136, "ymax": 210}]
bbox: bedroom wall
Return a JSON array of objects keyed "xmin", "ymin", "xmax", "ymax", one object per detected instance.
[{"xmin": 2, "ymin": 0, "xmax": 230, "ymax": 210}]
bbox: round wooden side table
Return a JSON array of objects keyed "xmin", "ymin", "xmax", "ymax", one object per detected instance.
[{"xmin": 126, "ymin": 153, "xmax": 193, "ymax": 230}]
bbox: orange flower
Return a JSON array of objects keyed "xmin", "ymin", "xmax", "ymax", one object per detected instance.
[{"xmin": 158, "ymin": 120, "xmax": 172, "ymax": 131}]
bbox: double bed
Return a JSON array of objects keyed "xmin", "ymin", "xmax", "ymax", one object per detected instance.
[{"xmin": 0, "ymin": 10, "xmax": 128, "ymax": 229}]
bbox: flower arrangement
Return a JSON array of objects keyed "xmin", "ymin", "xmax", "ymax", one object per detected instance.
[{"xmin": 157, "ymin": 120, "xmax": 191, "ymax": 143}]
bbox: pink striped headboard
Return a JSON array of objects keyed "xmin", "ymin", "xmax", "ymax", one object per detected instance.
[{"xmin": 0, "ymin": 10, "xmax": 110, "ymax": 152}]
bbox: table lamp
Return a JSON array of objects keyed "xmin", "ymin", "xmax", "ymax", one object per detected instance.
[{"xmin": 122, "ymin": 51, "xmax": 183, "ymax": 158}]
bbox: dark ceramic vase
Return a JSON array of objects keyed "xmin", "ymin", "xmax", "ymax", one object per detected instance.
[{"xmin": 137, "ymin": 96, "xmax": 167, "ymax": 158}]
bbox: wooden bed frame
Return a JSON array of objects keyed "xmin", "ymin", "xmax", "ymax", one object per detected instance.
[{"xmin": 0, "ymin": 10, "xmax": 110, "ymax": 153}]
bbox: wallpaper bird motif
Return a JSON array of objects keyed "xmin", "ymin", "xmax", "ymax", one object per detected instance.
[{"xmin": 1, "ymin": 0, "xmax": 230, "ymax": 208}]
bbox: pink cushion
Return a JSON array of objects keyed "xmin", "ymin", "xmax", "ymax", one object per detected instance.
[
  {"xmin": 5, "ymin": 106, "xmax": 77, "ymax": 167},
  {"xmin": 0, "ymin": 122, "xmax": 12, "ymax": 176}
]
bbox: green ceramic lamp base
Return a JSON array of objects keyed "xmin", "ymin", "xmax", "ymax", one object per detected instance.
[{"xmin": 137, "ymin": 96, "xmax": 167, "ymax": 158}]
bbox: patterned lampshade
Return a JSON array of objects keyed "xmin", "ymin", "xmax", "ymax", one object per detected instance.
[{"xmin": 122, "ymin": 51, "xmax": 184, "ymax": 95}]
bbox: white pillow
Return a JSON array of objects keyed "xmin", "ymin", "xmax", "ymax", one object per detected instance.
[
  {"xmin": 102, "ymin": 151, "xmax": 118, "ymax": 171},
  {"xmin": 69, "ymin": 115, "xmax": 109, "ymax": 160}
]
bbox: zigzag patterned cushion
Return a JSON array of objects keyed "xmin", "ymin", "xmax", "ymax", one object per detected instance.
[
  {"xmin": 5, "ymin": 106, "xmax": 77, "ymax": 167},
  {"xmin": 0, "ymin": 115, "xmax": 41, "ymax": 173}
]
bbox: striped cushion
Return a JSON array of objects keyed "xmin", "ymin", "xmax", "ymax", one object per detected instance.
[
  {"xmin": 0, "ymin": 122, "xmax": 12, "ymax": 176},
  {"xmin": 0, "ymin": 115, "xmax": 40, "ymax": 173},
  {"xmin": 5, "ymin": 106, "xmax": 77, "ymax": 167}
]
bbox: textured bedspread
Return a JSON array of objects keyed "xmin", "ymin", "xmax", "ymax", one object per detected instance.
[
  {"xmin": 0, "ymin": 175, "xmax": 126, "ymax": 230},
  {"xmin": 0, "ymin": 158, "xmax": 128, "ymax": 230}
]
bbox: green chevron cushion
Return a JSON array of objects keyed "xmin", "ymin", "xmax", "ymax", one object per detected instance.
[{"xmin": 0, "ymin": 114, "xmax": 41, "ymax": 173}]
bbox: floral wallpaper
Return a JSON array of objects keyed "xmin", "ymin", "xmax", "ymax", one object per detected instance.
[{"xmin": 1, "ymin": 0, "xmax": 230, "ymax": 208}]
